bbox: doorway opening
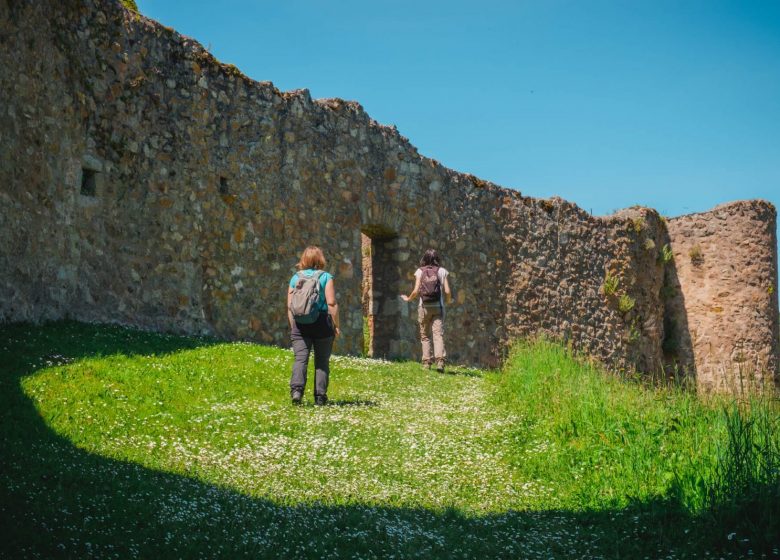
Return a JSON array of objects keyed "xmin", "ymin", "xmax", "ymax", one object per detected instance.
[{"xmin": 361, "ymin": 226, "xmax": 399, "ymax": 358}]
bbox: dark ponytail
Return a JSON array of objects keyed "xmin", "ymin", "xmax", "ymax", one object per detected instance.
[{"xmin": 419, "ymin": 249, "xmax": 441, "ymax": 267}]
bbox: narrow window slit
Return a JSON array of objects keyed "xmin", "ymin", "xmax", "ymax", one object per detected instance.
[{"xmin": 81, "ymin": 168, "xmax": 97, "ymax": 197}]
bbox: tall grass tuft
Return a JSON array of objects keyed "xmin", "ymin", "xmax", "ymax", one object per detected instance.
[
  {"xmin": 495, "ymin": 339, "xmax": 712, "ymax": 511},
  {"xmin": 495, "ymin": 338, "xmax": 780, "ymax": 554},
  {"xmin": 704, "ymin": 400, "xmax": 780, "ymax": 550}
]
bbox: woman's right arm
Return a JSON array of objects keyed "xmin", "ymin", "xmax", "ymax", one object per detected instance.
[{"xmin": 401, "ymin": 274, "xmax": 421, "ymax": 302}]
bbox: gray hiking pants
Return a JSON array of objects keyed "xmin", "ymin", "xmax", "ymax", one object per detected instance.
[{"xmin": 290, "ymin": 334, "xmax": 333, "ymax": 398}]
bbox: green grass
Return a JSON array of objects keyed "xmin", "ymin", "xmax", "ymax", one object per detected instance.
[
  {"xmin": 1, "ymin": 322, "xmax": 778, "ymax": 558},
  {"xmin": 495, "ymin": 340, "xmax": 780, "ymax": 555},
  {"xmin": 498, "ymin": 339, "xmax": 728, "ymax": 508},
  {"xmin": 363, "ymin": 314, "xmax": 371, "ymax": 357}
]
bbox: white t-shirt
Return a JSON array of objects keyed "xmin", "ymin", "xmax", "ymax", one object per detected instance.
[{"xmin": 414, "ymin": 267, "xmax": 449, "ymax": 309}]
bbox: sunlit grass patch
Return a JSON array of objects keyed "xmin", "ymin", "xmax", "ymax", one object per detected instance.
[{"xmin": 19, "ymin": 334, "xmax": 520, "ymax": 514}]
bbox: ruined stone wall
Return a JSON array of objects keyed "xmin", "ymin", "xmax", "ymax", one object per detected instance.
[
  {"xmin": 666, "ymin": 201, "xmax": 779, "ymax": 390},
  {"xmin": 501, "ymin": 200, "xmax": 670, "ymax": 373},
  {"xmin": 1, "ymin": 0, "xmax": 777, "ymax": 388}
]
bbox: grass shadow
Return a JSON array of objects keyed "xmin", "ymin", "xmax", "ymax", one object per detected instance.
[{"xmin": 440, "ymin": 367, "xmax": 484, "ymax": 378}]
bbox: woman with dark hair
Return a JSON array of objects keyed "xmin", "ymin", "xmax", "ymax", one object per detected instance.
[
  {"xmin": 401, "ymin": 249, "xmax": 452, "ymax": 372},
  {"xmin": 287, "ymin": 246, "xmax": 340, "ymax": 405}
]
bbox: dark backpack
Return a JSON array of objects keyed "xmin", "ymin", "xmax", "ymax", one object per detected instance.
[
  {"xmin": 289, "ymin": 270, "xmax": 325, "ymax": 324},
  {"xmin": 419, "ymin": 265, "xmax": 441, "ymax": 304}
]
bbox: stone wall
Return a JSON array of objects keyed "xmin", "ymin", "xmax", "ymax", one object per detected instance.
[
  {"xmin": 1, "ymin": 0, "xmax": 777, "ymax": 390},
  {"xmin": 501, "ymin": 201, "xmax": 670, "ymax": 374},
  {"xmin": 665, "ymin": 201, "xmax": 779, "ymax": 391}
]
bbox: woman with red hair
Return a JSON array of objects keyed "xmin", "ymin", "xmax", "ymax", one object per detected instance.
[{"xmin": 287, "ymin": 246, "xmax": 340, "ymax": 405}]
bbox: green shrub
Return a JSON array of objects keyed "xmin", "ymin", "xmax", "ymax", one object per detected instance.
[
  {"xmin": 689, "ymin": 244, "xmax": 704, "ymax": 265},
  {"xmin": 603, "ymin": 272, "xmax": 619, "ymax": 296},
  {"xmin": 628, "ymin": 321, "xmax": 641, "ymax": 343},
  {"xmin": 120, "ymin": 0, "xmax": 139, "ymax": 12},
  {"xmin": 658, "ymin": 243, "xmax": 674, "ymax": 264},
  {"xmin": 618, "ymin": 294, "xmax": 635, "ymax": 313}
]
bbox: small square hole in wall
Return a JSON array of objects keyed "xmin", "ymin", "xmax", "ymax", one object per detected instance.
[
  {"xmin": 81, "ymin": 168, "xmax": 97, "ymax": 197},
  {"xmin": 219, "ymin": 176, "xmax": 228, "ymax": 195}
]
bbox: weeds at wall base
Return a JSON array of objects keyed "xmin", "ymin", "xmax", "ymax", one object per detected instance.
[{"xmin": 500, "ymin": 338, "xmax": 780, "ymax": 556}]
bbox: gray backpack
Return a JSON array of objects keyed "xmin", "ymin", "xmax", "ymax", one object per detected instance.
[{"xmin": 289, "ymin": 270, "xmax": 325, "ymax": 324}]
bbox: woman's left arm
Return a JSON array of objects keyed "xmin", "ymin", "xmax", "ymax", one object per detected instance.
[
  {"xmin": 325, "ymin": 277, "xmax": 340, "ymax": 336},
  {"xmin": 287, "ymin": 287, "xmax": 295, "ymax": 328}
]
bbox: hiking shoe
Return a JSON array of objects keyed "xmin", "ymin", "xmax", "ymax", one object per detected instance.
[
  {"xmin": 436, "ymin": 364, "xmax": 445, "ymax": 373},
  {"xmin": 291, "ymin": 390, "xmax": 303, "ymax": 405},
  {"xmin": 422, "ymin": 362, "xmax": 432, "ymax": 370},
  {"xmin": 314, "ymin": 395, "xmax": 328, "ymax": 406}
]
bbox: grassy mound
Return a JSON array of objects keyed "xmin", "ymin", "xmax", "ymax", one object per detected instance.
[{"xmin": 1, "ymin": 322, "xmax": 777, "ymax": 558}]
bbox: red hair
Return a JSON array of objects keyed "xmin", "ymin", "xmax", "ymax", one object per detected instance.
[{"xmin": 296, "ymin": 246, "xmax": 326, "ymax": 270}]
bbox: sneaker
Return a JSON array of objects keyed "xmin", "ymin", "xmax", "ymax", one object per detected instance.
[
  {"xmin": 314, "ymin": 395, "xmax": 328, "ymax": 406},
  {"xmin": 291, "ymin": 390, "xmax": 303, "ymax": 405}
]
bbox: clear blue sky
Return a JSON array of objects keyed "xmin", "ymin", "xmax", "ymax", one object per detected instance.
[{"xmin": 137, "ymin": 0, "xmax": 779, "ymax": 220}]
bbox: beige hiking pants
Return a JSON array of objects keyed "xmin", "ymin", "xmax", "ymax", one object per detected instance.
[{"xmin": 418, "ymin": 305, "xmax": 446, "ymax": 366}]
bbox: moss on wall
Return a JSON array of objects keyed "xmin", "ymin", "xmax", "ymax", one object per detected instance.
[{"xmin": 120, "ymin": 0, "xmax": 139, "ymax": 13}]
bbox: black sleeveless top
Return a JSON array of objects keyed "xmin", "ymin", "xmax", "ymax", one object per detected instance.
[{"xmin": 292, "ymin": 312, "xmax": 335, "ymax": 339}]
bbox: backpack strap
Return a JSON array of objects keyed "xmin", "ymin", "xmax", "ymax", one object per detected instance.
[{"xmin": 312, "ymin": 271, "xmax": 326, "ymax": 308}]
